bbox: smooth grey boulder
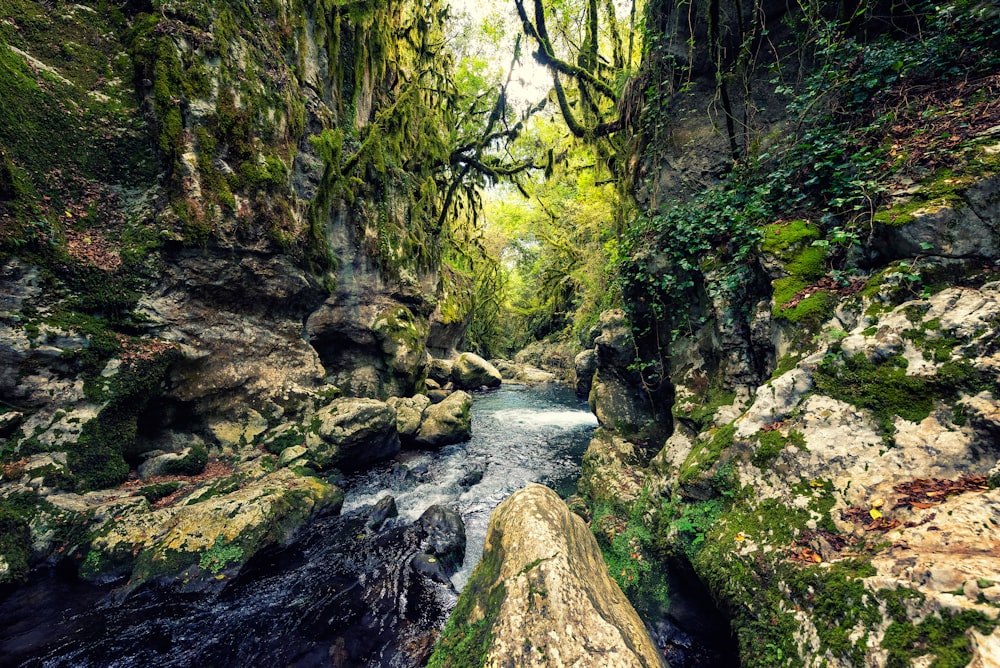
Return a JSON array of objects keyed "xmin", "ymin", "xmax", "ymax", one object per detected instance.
[
  {"xmin": 450, "ymin": 352, "xmax": 502, "ymax": 390},
  {"xmin": 414, "ymin": 390, "xmax": 472, "ymax": 447},
  {"xmin": 309, "ymin": 398, "xmax": 400, "ymax": 469},
  {"xmin": 431, "ymin": 484, "xmax": 664, "ymax": 667}
]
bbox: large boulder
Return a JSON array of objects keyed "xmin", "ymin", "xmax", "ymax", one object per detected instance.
[
  {"xmin": 430, "ymin": 484, "xmax": 664, "ymax": 668},
  {"xmin": 387, "ymin": 394, "xmax": 432, "ymax": 440},
  {"xmin": 589, "ymin": 367, "xmax": 657, "ymax": 436},
  {"xmin": 83, "ymin": 466, "xmax": 342, "ymax": 591},
  {"xmin": 415, "ymin": 390, "xmax": 472, "ymax": 447},
  {"xmin": 450, "ymin": 352, "xmax": 502, "ymax": 390},
  {"xmin": 308, "ymin": 398, "xmax": 400, "ymax": 469}
]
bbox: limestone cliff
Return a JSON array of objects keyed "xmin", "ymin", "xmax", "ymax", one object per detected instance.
[
  {"xmin": 573, "ymin": 1, "xmax": 1000, "ymax": 666},
  {"xmin": 0, "ymin": 0, "xmax": 477, "ymax": 587}
]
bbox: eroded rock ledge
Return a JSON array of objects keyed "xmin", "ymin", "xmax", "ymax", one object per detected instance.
[{"xmin": 430, "ymin": 483, "xmax": 665, "ymax": 668}]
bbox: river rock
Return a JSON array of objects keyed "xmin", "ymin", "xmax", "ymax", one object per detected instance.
[
  {"xmin": 309, "ymin": 397, "xmax": 400, "ymax": 469},
  {"xmin": 418, "ymin": 504, "xmax": 466, "ymax": 575},
  {"xmin": 387, "ymin": 394, "xmax": 431, "ymax": 440},
  {"xmin": 450, "ymin": 352, "xmax": 502, "ymax": 390},
  {"xmin": 458, "ymin": 467, "xmax": 484, "ymax": 488},
  {"xmin": 414, "ymin": 390, "xmax": 472, "ymax": 447},
  {"xmin": 367, "ymin": 495, "xmax": 398, "ymax": 530},
  {"xmin": 410, "ymin": 552, "xmax": 452, "ymax": 585},
  {"xmin": 277, "ymin": 445, "xmax": 309, "ymax": 467},
  {"xmin": 84, "ymin": 466, "xmax": 342, "ymax": 590},
  {"xmin": 431, "ymin": 484, "xmax": 664, "ymax": 667},
  {"xmin": 426, "ymin": 387, "xmax": 452, "ymax": 404}
]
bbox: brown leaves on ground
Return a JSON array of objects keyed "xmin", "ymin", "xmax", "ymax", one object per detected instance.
[
  {"xmin": 841, "ymin": 506, "xmax": 902, "ymax": 532},
  {"xmin": 789, "ymin": 529, "xmax": 866, "ymax": 564},
  {"xmin": 893, "ymin": 475, "xmax": 989, "ymax": 510},
  {"xmin": 116, "ymin": 335, "xmax": 176, "ymax": 366},
  {"xmin": 876, "ymin": 74, "xmax": 1000, "ymax": 174},
  {"xmin": 64, "ymin": 228, "xmax": 121, "ymax": 271}
]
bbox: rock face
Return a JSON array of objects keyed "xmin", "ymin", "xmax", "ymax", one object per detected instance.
[
  {"xmin": 587, "ymin": 310, "xmax": 661, "ymax": 437},
  {"xmin": 309, "ymin": 398, "xmax": 400, "ymax": 470},
  {"xmin": 451, "ymin": 352, "xmax": 503, "ymax": 390},
  {"xmin": 83, "ymin": 462, "xmax": 342, "ymax": 591},
  {"xmin": 0, "ymin": 0, "xmax": 480, "ymax": 588},
  {"xmin": 430, "ymin": 484, "xmax": 664, "ymax": 668},
  {"xmin": 415, "ymin": 390, "xmax": 473, "ymax": 447}
]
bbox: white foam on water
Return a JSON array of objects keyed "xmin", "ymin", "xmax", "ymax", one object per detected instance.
[{"xmin": 489, "ymin": 407, "xmax": 598, "ymax": 429}]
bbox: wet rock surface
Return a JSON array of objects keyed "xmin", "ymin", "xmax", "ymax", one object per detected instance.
[
  {"xmin": 1, "ymin": 506, "xmax": 458, "ymax": 668},
  {"xmin": 433, "ymin": 484, "xmax": 664, "ymax": 668}
]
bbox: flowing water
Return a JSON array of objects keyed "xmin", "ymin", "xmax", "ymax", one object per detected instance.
[
  {"xmin": 341, "ymin": 383, "xmax": 599, "ymax": 590},
  {"xmin": 0, "ymin": 384, "xmax": 600, "ymax": 667},
  {"xmin": 1, "ymin": 383, "xmax": 739, "ymax": 667}
]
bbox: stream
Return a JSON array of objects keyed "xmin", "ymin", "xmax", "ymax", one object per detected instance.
[{"xmin": 0, "ymin": 383, "xmax": 737, "ymax": 667}]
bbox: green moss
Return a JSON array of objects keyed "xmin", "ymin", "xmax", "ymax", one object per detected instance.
[
  {"xmin": 158, "ymin": 443, "xmax": 208, "ymax": 477},
  {"xmin": 814, "ymin": 353, "xmax": 936, "ymax": 441},
  {"xmin": 752, "ymin": 429, "xmax": 807, "ymax": 468},
  {"xmin": 263, "ymin": 426, "xmax": 305, "ymax": 455},
  {"xmin": 775, "ymin": 287, "xmax": 837, "ymax": 324},
  {"xmin": 68, "ymin": 346, "xmax": 180, "ymax": 491},
  {"xmin": 767, "ymin": 220, "xmax": 832, "ymax": 325},
  {"xmin": 874, "ymin": 168, "xmax": 969, "ymax": 227},
  {"xmin": 882, "ymin": 609, "xmax": 998, "ymax": 668},
  {"xmin": 786, "ymin": 561, "xmax": 882, "ymax": 664},
  {"xmin": 902, "ymin": 319, "xmax": 960, "ymax": 363},
  {"xmin": 591, "ymin": 495, "xmax": 670, "ymax": 616},
  {"xmin": 761, "ymin": 220, "xmax": 821, "ymax": 256},
  {"xmin": 679, "ymin": 423, "xmax": 736, "ymax": 484},
  {"xmin": 137, "ymin": 481, "xmax": 184, "ymax": 504},
  {"xmin": 428, "ymin": 528, "xmax": 507, "ymax": 667},
  {"xmin": 672, "ymin": 378, "xmax": 736, "ymax": 432}
]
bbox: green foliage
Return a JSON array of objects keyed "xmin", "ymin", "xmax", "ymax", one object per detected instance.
[
  {"xmin": 882, "ymin": 609, "xmax": 998, "ymax": 668},
  {"xmin": 0, "ymin": 491, "xmax": 40, "ymax": 583},
  {"xmin": 591, "ymin": 495, "xmax": 671, "ymax": 616},
  {"xmin": 199, "ymin": 536, "xmax": 244, "ymax": 574},
  {"xmin": 624, "ymin": 0, "xmax": 1000, "ymax": 373},
  {"xmin": 619, "ymin": 177, "xmax": 766, "ymax": 339}
]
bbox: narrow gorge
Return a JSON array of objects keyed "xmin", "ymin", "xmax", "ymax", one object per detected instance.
[{"xmin": 2, "ymin": 0, "xmax": 1000, "ymax": 667}]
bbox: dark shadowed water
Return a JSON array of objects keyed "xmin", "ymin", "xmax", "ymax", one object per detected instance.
[
  {"xmin": 1, "ymin": 384, "xmax": 739, "ymax": 667},
  {"xmin": 0, "ymin": 384, "xmax": 599, "ymax": 668}
]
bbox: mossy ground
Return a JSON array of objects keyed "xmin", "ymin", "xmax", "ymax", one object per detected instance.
[{"xmin": 427, "ymin": 529, "xmax": 507, "ymax": 667}]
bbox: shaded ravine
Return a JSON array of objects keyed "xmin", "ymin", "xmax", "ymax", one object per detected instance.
[
  {"xmin": 0, "ymin": 384, "xmax": 599, "ymax": 667},
  {"xmin": 1, "ymin": 383, "xmax": 739, "ymax": 667}
]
